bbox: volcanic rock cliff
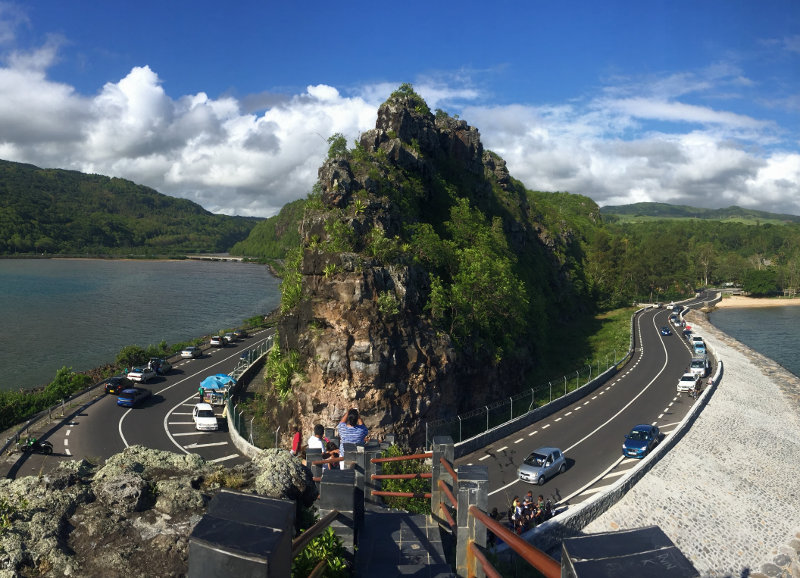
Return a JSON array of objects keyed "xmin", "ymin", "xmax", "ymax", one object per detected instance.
[{"xmin": 276, "ymin": 86, "xmax": 589, "ymax": 449}]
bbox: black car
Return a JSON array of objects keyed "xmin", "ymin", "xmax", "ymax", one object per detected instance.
[
  {"xmin": 233, "ymin": 328, "xmax": 248, "ymax": 339},
  {"xmin": 103, "ymin": 376, "xmax": 134, "ymax": 395}
]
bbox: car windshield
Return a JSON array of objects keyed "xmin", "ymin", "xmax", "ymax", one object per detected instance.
[
  {"xmin": 681, "ymin": 375, "xmax": 694, "ymax": 382},
  {"xmin": 691, "ymin": 361, "xmax": 704, "ymax": 368},
  {"xmin": 524, "ymin": 453, "xmax": 546, "ymax": 467},
  {"xmin": 629, "ymin": 430, "xmax": 649, "ymax": 441},
  {"xmin": 196, "ymin": 410, "xmax": 215, "ymax": 418},
  {"xmin": 119, "ymin": 392, "xmax": 135, "ymax": 399}
]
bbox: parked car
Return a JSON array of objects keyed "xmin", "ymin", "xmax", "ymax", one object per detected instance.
[
  {"xmin": 117, "ymin": 387, "xmax": 152, "ymax": 408},
  {"xmin": 210, "ymin": 335, "xmax": 225, "ymax": 347},
  {"xmin": 103, "ymin": 376, "xmax": 134, "ymax": 395},
  {"xmin": 622, "ymin": 424, "xmax": 661, "ymax": 458},
  {"xmin": 233, "ymin": 328, "xmax": 248, "ymax": 339},
  {"xmin": 660, "ymin": 326, "xmax": 672, "ymax": 336},
  {"xmin": 181, "ymin": 346, "xmax": 202, "ymax": 359},
  {"xmin": 682, "ymin": 328, "xmax": 693, "ymax": 340},
  {"xmin": 223, "ymin": 332, "xmax": 237, "ymax": 344},
  {"xmin": 127, "ymin": 366, "xmax": 157, "ymax": 383},
  {"xmin": 677, "ymin": 372, "xmax": 701, "ymax": 394},
  {"xmin": 148, "ymin": 357, "xmax": 172, "ymax": 375},
  {"xmin": 518, "ymin": 447, "xmax": 566, "ymax": 485},
  {"xmin": 192, "ymin": 403, "xmax": 219, "ymax": 431},
  {"xmin": 693, "ymin": 342, "xmax": 706, "ymax": 355},
  {"xmin": 666, "ymin": 302, "xmax": 675, "ymax": 310},
  {"xmin": 689, "ymin": 356, "xmax": 711, "ymax": 378}
]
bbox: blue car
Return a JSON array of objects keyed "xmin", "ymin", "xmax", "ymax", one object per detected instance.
[
  {"xmin": 117, "ymin": 387, "xmax": 152, "ymax": 408},
  {"xmin": 660, "ymin": 326, "xmax": 672, "ymax": 336},
  {"xmin": 622, "ymin": 424, "xmax": 660, "ymax": 458}
]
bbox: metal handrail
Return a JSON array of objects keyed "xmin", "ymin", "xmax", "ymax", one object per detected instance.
[
  {"xmin": 371, "ymin": 451, "xmax": 432, "ymax": 463},
  {"xmin": 440, "ymin": 455, "xmax": 458, "ymax": 483},
  {"xmin": 372, "ymin": 490, "xmax": 432, "ymax": 499},
  {"xmin": 438, "ymin": 478, "xmax": 457, "ymax": 509},
  {"xmin": 371, "ymin": 472, "xmax": 432, "ymax": 480},
  {"xmin": 440, "ymin": 501, "xmax": 456, "ymax": 529},
  {"xmin": 468, "ymin": 505, "xmax": 559, "ymax": 578},
  {"xmin": 467, "ymin": 541, "xmax": 502, "ymax": 578},
  {"xmin": 291, "ymin": 510, "xmax": 339, "ymax": 558}
]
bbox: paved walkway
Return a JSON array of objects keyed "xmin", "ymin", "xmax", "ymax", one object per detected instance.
[
  {"xmin": 583, "ymin": 310, "xmax": 800, "ymax": 578},
  {"xmin": 355, "ymin": 510, "xmax": 454, "ymax": 577}
]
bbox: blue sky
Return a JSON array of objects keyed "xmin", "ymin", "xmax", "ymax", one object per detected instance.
[{"xmin": 1, "ymin": 0, "xmax": 798, "ymax": 217}]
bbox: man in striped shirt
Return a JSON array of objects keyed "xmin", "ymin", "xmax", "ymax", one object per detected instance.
[{"xmin": 337, "ymin": 408, "xmax": 369, "ymax": 465}]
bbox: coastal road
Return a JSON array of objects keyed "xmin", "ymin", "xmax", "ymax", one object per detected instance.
[
  {"xmin": 6, "ymin": 330, "xmax": 272, "ymax": 478},
  {"xmin": 456, "ymin": 294, "xmax": 714, "ymax": 515}
]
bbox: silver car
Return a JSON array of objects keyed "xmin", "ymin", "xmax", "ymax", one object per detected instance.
[{"xmin": 518, "ymin": 447, "xmax": 566, "ymax": 485}]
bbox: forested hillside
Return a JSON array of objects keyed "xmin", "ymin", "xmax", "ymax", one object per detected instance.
[{"xmin": 0, "ymin": 160, "xmax": 260, "ymax": 255}]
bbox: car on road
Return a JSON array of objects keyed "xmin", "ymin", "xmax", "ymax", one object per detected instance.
[
  {"xmin": 677, "ymin": 372, "xmax": 701, "ymax": 394},
  {"xmin": 181, "ymin": 346, "xmax": 202, "ymax": 359},
  {"xmin": 233, "ymin": 328, "xmax": 248, "ymax": 339},
  {"xmin": 103, "ymin": 376, "xmax": 134, "ymax": 395},
  {"xmin": 192, "ymin": 403, "xmax": 219, "ymax": 431},
  {"xmin": 127, "ymin": 366, "xmax": 157, "ymax": 383},
  {"xmin": 622, "ymin": 424, "xmax": 661, "ymax": 458},
  {"xmin": 689, "ymin": 356, "xmax": 711, "ymax": 378},
  {"xmin": 223, "ymin": 332, "xmax": 237, "ymax": 344},
  {"xmin": 660, "ymin": 326, "xmax": 672, "ymax": 336},
  {"xmin": 148, "ymin": 357, "xmax": 172, "ymax": 375},
  {"xmin": 117, "ymin": 387, "xmax": 152, "ymax": 408},
  {"xmin": 518, "ymin": 447, "xmax": 566, "ymax": 485},
  {"xmin": 210, "ymin": 335, "xmax": 225, "ymax": 347}
]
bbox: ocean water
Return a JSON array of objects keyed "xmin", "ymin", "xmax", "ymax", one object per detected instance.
[
  {"xmin": 709, "ymin": 305, "xmax": 800, "ymax": 378},
  {"xmin": 0, "ymin": 259, "xmax": 281, "ymax": 391}
]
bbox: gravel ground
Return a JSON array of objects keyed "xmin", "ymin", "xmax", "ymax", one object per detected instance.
[{"xmin": 583, "ymin": 310, "xmax": 800, "ymax": 578}]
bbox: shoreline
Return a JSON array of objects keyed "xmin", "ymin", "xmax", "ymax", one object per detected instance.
[
  {"xmin": 583, "ymin": 310, "xmax": 800, "ymax": 575},
  {"xmin": 713, "ymin": 294, "xmax": 800, "ymax": 308}
]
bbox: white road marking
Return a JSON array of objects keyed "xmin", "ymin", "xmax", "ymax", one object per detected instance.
[
  {"xmin": 65, "ymin": 449, "xmax": 71, "ymax": 456},
  {"xmin": 184, "ymin": 441, "xmax": 228, "ymax": 449},
  {"xmin": 479, "ymin": 455, "xmax": 491, "ymax": 461},
  {"xmin": 63, "ymin": 439, "xmax": 68, "ymax": 446},
  {"xmin": 66, "ymin": 430, "xmax": 71, "ymax": 436},
  {"xmin": 528, "ymin": 430, "xmax": 538, "ymax": 436},
  {"xmin": 497, "ymin": 446, "xmax": 508, "ymax": 452},
  {"xmin": 514, "ymin": 438, "xmax": 524, "ymax": 444},
  {"xmin": 564, "ymin": 412, "xmax": 572, "ymax": 417},
  {"xmin": 168, "ymin": 421, "xmax": 196, "ymax": 426},
  {"xmin": 542, "ymin": 424, "xmax": 550, "ymax": 429},
  {"xmin": 554, "ymin": 417, "xmax": 562, "ymax": 422},
  {"xmin": 172, "ymin": 431, "xmax": 213, "ymax": 437},
  {"xmin": 209, "ymin": 454, "xmax": 240, "ymax": 463}
]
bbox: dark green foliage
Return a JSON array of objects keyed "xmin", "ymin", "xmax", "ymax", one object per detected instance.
[
  {"xmin": 0, "ymin": 366, "xmax": 91, "ymax": 430},
  {"xmin": 0, "ymin": 159, "xmax": 259, "ymax": 255},
  {"xmin": 291, "ymin": 527, "xmax": 349, "ymax": 577},
  {"xmin": 742, "ymin": 269, "xmax": 778, "ymax": 296},
  {"xmin": 379, "ymin": 445, "xmax": 431, "ymax": 514},
  {"xmin": 326, "ymin": 133, "xmax": 349, "ymax": 160},
  {"xmin": 229, "ymin": 198, "xmax": 304, "ymax": 259}
]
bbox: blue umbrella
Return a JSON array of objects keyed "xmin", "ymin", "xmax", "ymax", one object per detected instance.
[{"xmin": 200, "ymin": 374, "xmax": 236, "ymax": 390}]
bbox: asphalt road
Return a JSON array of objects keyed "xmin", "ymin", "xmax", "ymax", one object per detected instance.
[
  {"xmin": 7, "ymin": 329, "xmax": 272, "ymax": 478},
  {"xmin": 456, "ymin": 294, "xmax": 713, "ymax": 515}
]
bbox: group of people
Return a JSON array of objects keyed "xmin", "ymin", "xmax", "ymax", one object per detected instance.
[
  {"xmin": 289, "ymin": 408, "xmax": 370, "ymax": 470},
  {"xmin": 509, "ymin": 491, "xmax": 553, "ymax": 534}
]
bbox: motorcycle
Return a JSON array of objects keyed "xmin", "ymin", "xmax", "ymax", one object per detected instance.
[{"xmin": 17, "ymin": 436, "xmax": 54, "ymax": 455}]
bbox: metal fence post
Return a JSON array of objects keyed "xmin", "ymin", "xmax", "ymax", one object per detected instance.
[
  {"xmin": 274, "ymin": 425, "xmax": 280, "ymax": 449},
  {"xmin": 575, "ymin": 370, "xmax": 579, "ymax": 390},
  {"xmin": 510, "ymin": 396, "xmax": 513, "ymax": 421},
  {"xmin": 458, "ymin": 415, "xmax": 462, "ymax": 443},
  {"xmin": 485, "ymin": 406, "xmax": 489, "ymax": 432}
]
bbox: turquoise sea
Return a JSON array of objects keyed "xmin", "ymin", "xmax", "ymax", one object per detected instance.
[
  {"xmin": 0, "ymin": 259, "xmax": 281, "ymax": 392},
  {"xmin": 709, "ymin": 304, "xmax": 800, "ymax": 378}
]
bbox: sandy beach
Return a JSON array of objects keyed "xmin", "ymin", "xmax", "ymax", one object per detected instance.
[{"xmin": 713, "ymin": 294, "xmax": 800, "ymax": 308}]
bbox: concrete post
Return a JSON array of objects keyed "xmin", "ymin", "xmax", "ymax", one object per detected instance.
[
  {"xmin": 317, "ymin": 468, "xmax": 357, "ymax": 555},
  {"xmin": 431, "ymin": 436, "xmax": 455, "ymax": 527},
  {"xmin": 455, "ymin": 465, "xmax": 488, "ymax": 578},
  {"xmin": 306, "ymin": 447, "xmax": 323, "ymax": 491},
  {"xmin": 363, "ymin": 441, "xmax": 384, "ymax": 506}
]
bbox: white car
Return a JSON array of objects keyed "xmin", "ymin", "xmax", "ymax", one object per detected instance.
[
  {"xmin": 210, "ymin": 335, "xmax": 225, "ymax": 347},
  {"xmin": 127, "ymin": 366, "xmax": 157, "ymax": 383},
  {"xmin": 677, "ymin": 372, "xmax": 701, "ymax": 394},
  {"xmin": 181, "ymin": 346, "xmax": 202, "ymax": 359},
  {"xmin": 192, "ymin": 403, "xmax": 219, "ymax": 431},
  {"xmin": 223, "ymin": 332, "xmax": 237, "ymax": 344}
]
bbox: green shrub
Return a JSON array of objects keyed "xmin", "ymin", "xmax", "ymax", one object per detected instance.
[
  {"xmin": 379, "ymin": 445, "xmax": 431, "ymax": 514},
  {"xmin": 291, "ymin": 527, "xmax": 349, "ymax": 577}
]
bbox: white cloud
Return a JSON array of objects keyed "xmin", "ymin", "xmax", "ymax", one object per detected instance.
[{"xmin": 0, "ymin": 36, "xmax": 798, "ymax": 219}]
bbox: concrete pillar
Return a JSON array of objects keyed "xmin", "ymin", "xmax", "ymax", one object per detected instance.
[
  {"xmin": 306, "ymin": 447, "xmax": 323, "ymax": 491},
  {"xmin": 455, "ymin": 465, "xmax": 488, "ymax": 578},
  {"xmin": 362, "ymin": 441, "xmax": 384, "ymax": 506},
  {"xmin": 431, "ymin": 436, "xmax": 455, "ymax": 527},
  {"xmin": 317, "ymin": 468, "xmax": 357, "ymax": 554}
]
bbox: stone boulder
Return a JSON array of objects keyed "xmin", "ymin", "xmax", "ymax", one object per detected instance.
[{"xmin": 252, "ymin": 448, "xmax": 318, "ymax": 507}]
